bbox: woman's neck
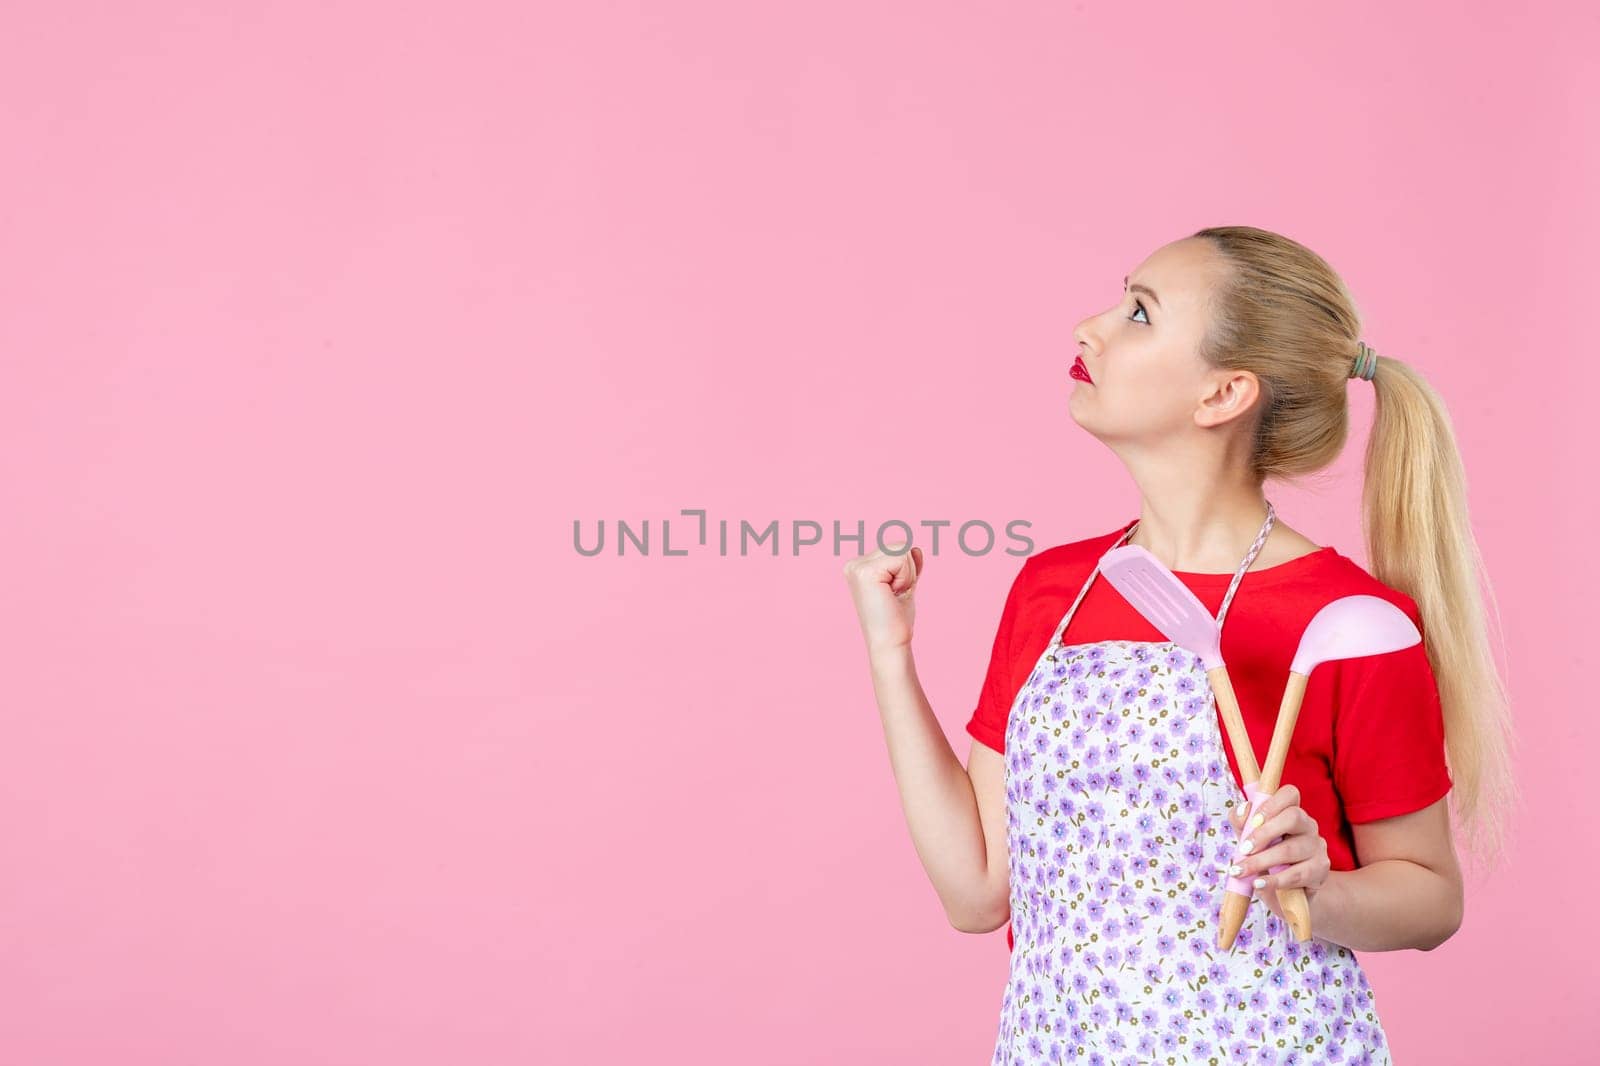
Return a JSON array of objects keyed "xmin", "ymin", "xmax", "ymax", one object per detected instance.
[{"xmin": 1122, "ymin": 475, "xmax": 1274, "ymax": 575}]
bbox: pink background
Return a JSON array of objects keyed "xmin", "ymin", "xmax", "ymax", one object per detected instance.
[{"xmin": 2, "ymin": 2, "xmax": 1593, "ymax": 1063}]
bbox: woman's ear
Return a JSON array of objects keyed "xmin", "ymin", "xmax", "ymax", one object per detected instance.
[{"xmin": 1194, "ymin": 369, "xmax": 1260, "ymax": 429}]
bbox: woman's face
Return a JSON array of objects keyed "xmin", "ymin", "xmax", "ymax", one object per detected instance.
[{"xmin": 1068, "ymin": 238, "xmax": 1251, "ymax": 447}]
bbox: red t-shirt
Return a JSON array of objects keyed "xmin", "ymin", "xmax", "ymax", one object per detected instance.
[{"xmin": 965, "ymin": 519, "xmax": 1453, "ymax": 952}]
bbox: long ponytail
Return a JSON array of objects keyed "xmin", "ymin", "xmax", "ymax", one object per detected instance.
[{"xmin": 1360, "ymin": 353, "xmax": 1517, "ymax": 871}]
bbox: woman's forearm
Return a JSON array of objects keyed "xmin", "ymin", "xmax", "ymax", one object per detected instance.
[
  {"xmin": 866, "ymin": 642, "xmax": 1000, "ymax": 930},
  {"xmin": 1308, "ymin": 859, "xmax": 1463, "ymax": 952}
]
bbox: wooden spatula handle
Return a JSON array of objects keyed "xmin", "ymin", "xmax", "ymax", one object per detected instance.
[
  {"xmin": 1207, "ymin": 666, "xmax": 1262, "ymax": 951},
  {"xmin": 1206, "ymin": 666, "xmax": 1261, "ymax": 782}
]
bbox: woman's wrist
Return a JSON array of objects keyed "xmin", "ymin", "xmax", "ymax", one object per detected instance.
[
  {"xmin": 1306, "ymin": 868, "xmax": 1350, "ymax": 946},
  {"xmin": 867, "ymin": 638, "xmax": 914, "ymax": 670}
]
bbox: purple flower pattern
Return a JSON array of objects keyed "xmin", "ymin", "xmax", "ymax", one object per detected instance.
[{"xmin": 989, "ymin": 639, "xmax": 1391, "ymax": 1065}]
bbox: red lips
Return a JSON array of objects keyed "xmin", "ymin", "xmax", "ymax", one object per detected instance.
[{"xmin": 1071, "ymin": 356, "xmax": 1094, "ymax": 384}]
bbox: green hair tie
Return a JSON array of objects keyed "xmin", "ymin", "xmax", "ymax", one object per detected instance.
[{"xmin": 1350, "ymin": 340, "xmax": 1378, "ymax": 381}]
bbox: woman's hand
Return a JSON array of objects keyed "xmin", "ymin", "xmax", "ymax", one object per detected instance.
[
  {"xmin": 842, "ymin": 542, "xmax": 924, "ymax": 655},
  {"xmin": 1226, "ymin": 783, "xmax": 1332, "ymax": 925}
]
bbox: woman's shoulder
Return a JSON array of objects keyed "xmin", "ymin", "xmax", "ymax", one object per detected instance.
[
  {"xmin": 1022, "ymin": 520, "xmax": 1139, "ymax": 577},
  {"xmin": 1309, "ymin": 550, "xmax": 1424, "ymax": 626},
  {"xmin": 992, "ymin": 521, "xmax": 1140, "ymax": 608}
]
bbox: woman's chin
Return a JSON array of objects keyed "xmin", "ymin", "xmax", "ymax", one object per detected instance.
[
  {"xmin": 1067, "ymin": 385, "xmax": 1092, "ymax": 425},
  {"xmin": 1066, "ymin": 393, "xmax": 1113, "ymax": 442}
]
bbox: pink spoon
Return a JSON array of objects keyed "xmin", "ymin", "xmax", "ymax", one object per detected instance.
[{"xmin": 1244, "ymin": 593, "xmax": 1423, "ymax": 943}]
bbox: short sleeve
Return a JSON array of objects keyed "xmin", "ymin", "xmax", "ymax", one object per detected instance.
[
  {"xmin": 1331, "ymin": 594, "xmax": 1454, "ymax": 824},
  {"xmin": 964, "ymin": 559, "xmax": 1036, "ymax": 754}
]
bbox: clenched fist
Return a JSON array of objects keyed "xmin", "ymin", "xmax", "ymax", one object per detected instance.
[{"xmin": 843, "ymin": 542, "xmax": 925, "ymax": 655}]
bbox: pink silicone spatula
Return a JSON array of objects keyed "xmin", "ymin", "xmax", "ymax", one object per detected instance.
[{"xmin": 1097, "ymin": 544, "xmax": 1269, "ymax": 948}]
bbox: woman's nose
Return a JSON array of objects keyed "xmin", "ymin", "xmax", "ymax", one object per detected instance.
[{"xmin": 1072, "ymin": 316, "xmax": 1101, "ymax": 352}]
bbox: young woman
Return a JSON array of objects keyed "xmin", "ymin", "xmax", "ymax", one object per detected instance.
[{"xmin": 843, "ymin": 225, "xmax": 1514, "ymax": 1065}]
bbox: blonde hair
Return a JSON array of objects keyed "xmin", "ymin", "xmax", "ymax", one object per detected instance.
[{"xmin": 1190, "ymin": 224, "xmax": 1517, "ymax": 873}]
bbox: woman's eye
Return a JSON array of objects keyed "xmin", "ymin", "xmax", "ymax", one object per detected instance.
[{"xmin": 1129, "ymin": 299, "xmax": 1149, "ymax": 324}]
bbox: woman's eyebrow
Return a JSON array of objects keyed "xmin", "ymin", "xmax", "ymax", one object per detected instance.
[{"xmin": 1124, "ymin": 275, "xmax": 1163, "ymax": 309}]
